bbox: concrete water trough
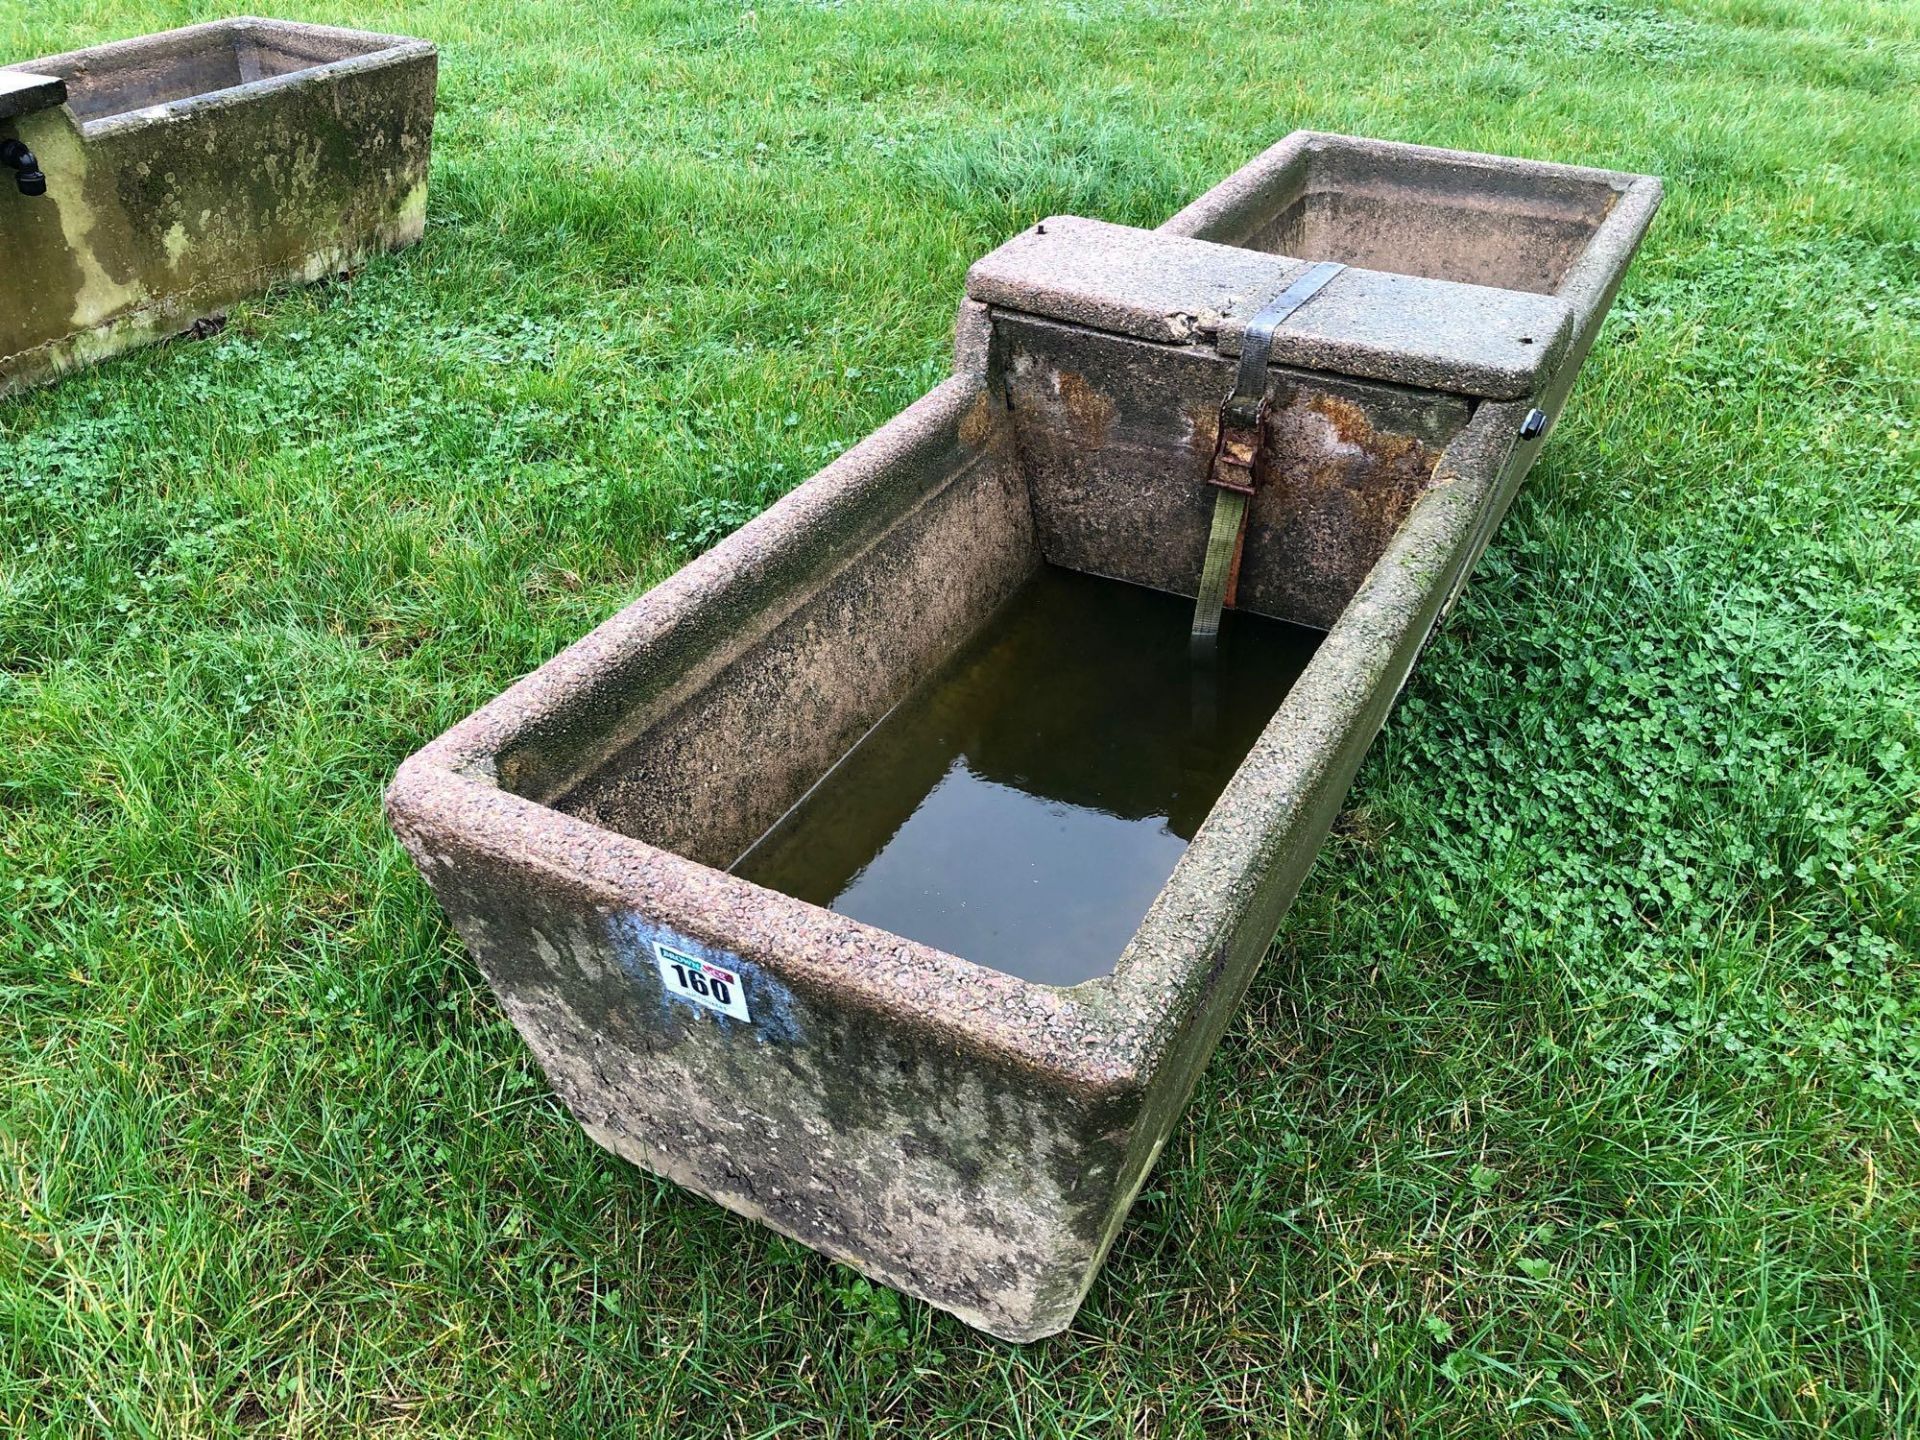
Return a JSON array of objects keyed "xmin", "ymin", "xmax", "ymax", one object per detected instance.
[
  {"xmin": 388, "ymin": 132, "xmax": 1660, "ymax": 1341},
  {"xmin": 0, "ymin": 18, "xmax": 435, "ymax": 396}
]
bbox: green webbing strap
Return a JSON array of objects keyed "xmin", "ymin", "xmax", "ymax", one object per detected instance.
[
  {"xmin": 1190, "ymin": 489, "xmax": 1247, "ymax": 647},
  {"xmin": 1190, "ymin": 260, "xmax": 1345, "ymax": 650}
]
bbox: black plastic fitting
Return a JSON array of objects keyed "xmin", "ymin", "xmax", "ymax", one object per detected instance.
[
  {"xmin": 1, "ymin": 138, "xmax": 47, "ymax": 196},
  {"xmin": 1519, "ymin": 407, "xmax": 1548, "ymax": 441}
]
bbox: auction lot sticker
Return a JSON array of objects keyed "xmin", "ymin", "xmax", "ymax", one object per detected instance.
[{"xmin": 653, "ymin": 941, "xmax": 751, "ymax": 1022}]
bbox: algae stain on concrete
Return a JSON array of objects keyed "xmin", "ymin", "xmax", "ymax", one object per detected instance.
[
  {"xmin": 20, "ymin": 111, "xmax": 146, "ymax": 330},
  {"xmin": 394, "ymin": 179, "xmax": 429, "ymax": 239}
]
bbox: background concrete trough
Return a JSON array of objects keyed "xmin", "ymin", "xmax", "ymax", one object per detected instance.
[
  {"xmin": 388, "ymin": 132, "xmax": 1660, "ymax": 1340},
  {"xmin": 0, "ymin": 18, "xmax": 435, "ymax": 396}
]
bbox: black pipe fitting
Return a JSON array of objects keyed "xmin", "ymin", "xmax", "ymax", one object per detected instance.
[{"xmin": 1, "ymin": 138, "xmax": 47, "ymax": 196}]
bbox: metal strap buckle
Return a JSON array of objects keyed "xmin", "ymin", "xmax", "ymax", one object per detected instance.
[{"xmin": 1206, "ymin": 260, "xmax": 1345, "ymax": 494}]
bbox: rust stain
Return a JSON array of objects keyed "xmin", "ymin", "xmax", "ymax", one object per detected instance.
[
  {"xmin": 1305, "ymin": 391, "xmax": 1430, "ymax": 473},
  {"xmin": 1053, "ymin": 369, "xmax": 1117, "ymax": 450},
  {"xmin": 1243, "ymin": 382, "xmax": 1452, "ymax": 626},
  {"xmin": 1276, "ymin": 389, "xmax": 1445, "ymax": 519},
  {"xmin": 958, "ymin": 391, "xmax": 996, "ymax": 450},
  {"xmin": 1185, "ymin": 399, "xmax": 1220, "ymax": 464}
]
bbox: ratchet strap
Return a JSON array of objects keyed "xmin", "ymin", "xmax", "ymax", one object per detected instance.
[{"xmin": 1191, "ymin": 260, "xmax": 1345, "ymax": 649}]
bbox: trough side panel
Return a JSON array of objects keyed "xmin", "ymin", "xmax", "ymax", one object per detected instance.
[
  {"xmin": 440, "ymin": 380, "xmax": 1007, "ymax": 811},
  {"xmin": 996, "ymin": 314, "xmax": 1467, "ymax": 629},
  {"xmin": 552, "ymin": 447, "xmax": 1038, "ymax": 869},
  {"xmin": 392, "ymin": 830, "xmax": 1141, "ymax": 1343},
  {"xmin": 1439, "ymin": 178, "xmax": 1661, "ymax": 618},
  {"xmin": 1071, "ymin": 404, "xmax": 1529, "ymax": 1280}
]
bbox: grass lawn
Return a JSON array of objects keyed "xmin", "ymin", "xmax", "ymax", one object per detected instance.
[{"xmin": 4, "ymin": 0, "xmax": 1917, "ymax": 1433}]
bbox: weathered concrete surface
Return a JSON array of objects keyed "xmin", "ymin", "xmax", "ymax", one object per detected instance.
[
  {"xmin": 993, "ymin": 312, "xmax": 1470, "ymax": 630},
  {"xmin": 0, "ymin": 18, "xmax": 435, "ymax": 396},
  {"xmin": 391, "ymin": 381, "xmax": 1135, "ymax": 1339},
  {"xmin": 0, "ymin": 70, "xmax": 65, "ymax": 121},
  {"xmin": 967, "ymin": 215, "xmax": 1574, "ymax": 400},
  {"xmin": 388, "ymin": 133, "xmax": 1660, "ymax": 1341}
]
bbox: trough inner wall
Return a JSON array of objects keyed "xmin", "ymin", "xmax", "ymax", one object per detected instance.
[
  {"xmin": 1248, "ymin": 190, "xmax": 1599, "ymax": 295},
  {"xmin": 548, "ymin": 312, "xmax": 1483, "ymax": 868},
  {"xmin": 996, "ymin": 315, "xmax": 1471, "ymax": 631},
  {"xmin": 39, "ymin": 24, "xmax": 396, "ymax": 121},
  {"xmin": 1166, "ymin": 141, "xmax": 1622, "ymax": 296},
  {"xmin": 552, "ymin": 445, "xmax": 1040, "ymax": 870}
]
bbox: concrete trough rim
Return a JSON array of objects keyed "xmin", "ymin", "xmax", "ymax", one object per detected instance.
[
  {"xmin": 0, "ymin": 69, "xmax": 66, "ymax": 121},
  {"xmin": 3, "ymin": 17, "xmax": 436, "ymax": 140}
]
